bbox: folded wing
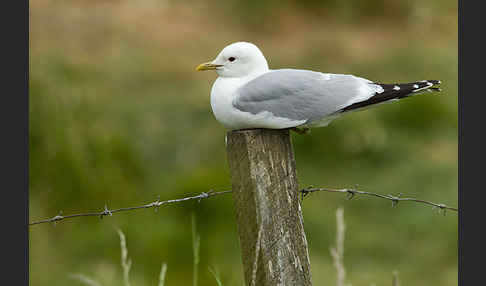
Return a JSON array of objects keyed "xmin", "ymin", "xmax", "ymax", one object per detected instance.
[{"xmin": 233, "ymin": 69, "xmax": 383, "ymax": 125}]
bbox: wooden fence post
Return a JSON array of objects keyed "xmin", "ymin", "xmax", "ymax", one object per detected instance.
[{"xmin": 226, "ymin": 129, "xmax": 313, "ymax": 286}]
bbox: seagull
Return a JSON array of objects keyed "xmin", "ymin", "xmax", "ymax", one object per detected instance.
[{"xmin": 196, "ymin": 42, "xmax": 441, "ymax": 133}]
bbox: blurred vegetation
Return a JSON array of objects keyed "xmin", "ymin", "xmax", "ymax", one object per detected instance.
[{"xmin": 29, "ymin": 0, "xmax": 457, "ymax": 285}]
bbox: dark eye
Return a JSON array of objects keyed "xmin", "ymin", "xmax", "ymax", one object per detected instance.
[{"xmin": 228, "ymin": 57, "xmax": 236, "ymax": 62}]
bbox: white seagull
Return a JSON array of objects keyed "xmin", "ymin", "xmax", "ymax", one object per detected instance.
[{"xmin": 196, "ymin": 42, "xmax": 441, "ymax": 133}]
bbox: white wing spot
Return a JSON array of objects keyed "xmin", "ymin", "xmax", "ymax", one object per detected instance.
[
  {"xmin": 375, "ymin": 85, "xmax": 385, "ymax": 93},
  {"xmin": 413, "ymin": 84, "xmax": 419, "ymax": 88},
  {"xmin": 393, "ymin": 85, "xmax": 400, "ymax": 90},
  {"xmin": 427, "ymin": 82, "xmax": 433, "ymax": 86}
]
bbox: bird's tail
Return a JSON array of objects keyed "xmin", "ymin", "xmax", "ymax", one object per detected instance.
[{"xmin": 339, "ymin": 80, "xmax": 442, "ymax": 113}]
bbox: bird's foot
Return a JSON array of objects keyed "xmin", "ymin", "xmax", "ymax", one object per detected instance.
[{"xmin": 290, "ymin": 127, "xmax": 311, "ymax": 135}]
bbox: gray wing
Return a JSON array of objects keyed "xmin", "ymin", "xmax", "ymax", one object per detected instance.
[{"xmin": 233, "ymin": 69, "xmax": 382, "ymax": 123}]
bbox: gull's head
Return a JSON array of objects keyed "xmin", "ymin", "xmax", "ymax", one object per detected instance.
[{"xmin": 196, "ymin": 42, "xmax": 269, "ymax": 78}]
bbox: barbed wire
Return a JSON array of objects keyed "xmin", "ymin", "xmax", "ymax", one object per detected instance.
[
  {"xmin": 28, "ymin": 190, "xmax": 232, "ymax": 226},
  {"xmin": 29, "ymin": 185, "xmax": 457, "ymax": 226},
  {"xmin": 300, "ymin": 186, "xmax": 458, "ymax": 214}
]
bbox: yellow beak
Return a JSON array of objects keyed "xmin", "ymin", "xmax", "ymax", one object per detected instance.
[{"xmin": 196, "ymin": 62, "xmax": 223, "ymax": 71}]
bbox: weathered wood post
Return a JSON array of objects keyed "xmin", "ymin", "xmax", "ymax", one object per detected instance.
[{"xmin": 226, "ymin": 129, "xmax": 312, "ymax": 286}]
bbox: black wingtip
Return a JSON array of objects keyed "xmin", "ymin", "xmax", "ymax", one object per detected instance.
[{"xmin": 339, "ymin": 79, "xmax": 442, "ymax": 113}]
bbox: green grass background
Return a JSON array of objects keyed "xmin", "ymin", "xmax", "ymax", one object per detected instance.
[{"xmin": 29, "ymin": 0, "xmax": 457, "ymax": 285}]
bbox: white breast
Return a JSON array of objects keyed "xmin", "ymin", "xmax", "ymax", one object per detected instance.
[{"xmin": 210, "ymin": 77, "xmax": 246, "ymax": 129}]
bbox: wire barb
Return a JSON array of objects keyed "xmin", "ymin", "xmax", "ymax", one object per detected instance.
[
  {"xmin": 100, "ymin": 204, "xmax": 113, "ymax": 219},
  {"xmin": 51, "ymin": 211, "xmax": 64, "ymax": 226},
  {"xmin": 152, "ymin": 195, "xmax": 161, "ymax": 212},
  {"xmin": 345, "ymin": 189, "xmax": 356, "ymax": 200},
  {"xmin": 198, "ymin": 191, "xmax": 210, "ymax": 203}
]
